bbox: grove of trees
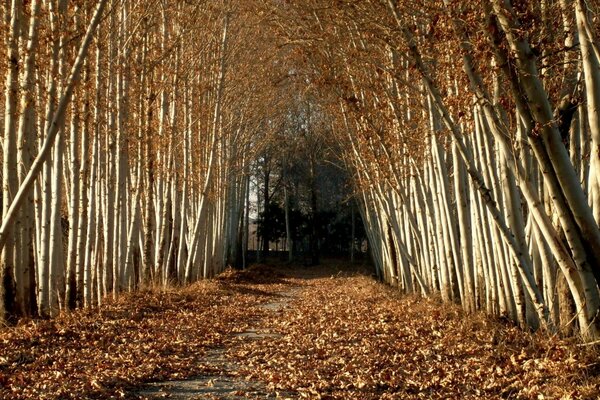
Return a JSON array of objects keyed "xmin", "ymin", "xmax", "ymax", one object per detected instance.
[
  {"xmin": 3, "ymin": 0, "xmax": 600, "ymax": 342},
  {"xmin": 295, "ymin": 0, "xmax": 600, "ymax": 340},
  {"xmin": 0, "ymin": 0, "xmax": 279, "ymax": 321}
]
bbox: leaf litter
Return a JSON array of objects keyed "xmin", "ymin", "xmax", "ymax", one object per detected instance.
[{"xmin": 0, "ymin": 263, "xmax": 598, "ymax": 399}]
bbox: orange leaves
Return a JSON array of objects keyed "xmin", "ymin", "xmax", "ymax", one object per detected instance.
[
  {"xmin": 0, "ymin": 271, "xmax": 278, "ymax": 399},
  {"xmin": 228, "ymin": 268, "xmax": 600, "ymax": 399},
  {"xmin": 0, "ymin": 264, "xmax": 598, "ymax": 399}
]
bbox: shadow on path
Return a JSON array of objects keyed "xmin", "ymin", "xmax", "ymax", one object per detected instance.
[{"xmin": 135, "ymin": 266, "xmax": 303, "ymax": 399}]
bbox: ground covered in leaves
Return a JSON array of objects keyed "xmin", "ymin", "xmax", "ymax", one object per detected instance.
[{"xmin": 0, "ymin": 263, "xmax": 599, "ymax": 399}]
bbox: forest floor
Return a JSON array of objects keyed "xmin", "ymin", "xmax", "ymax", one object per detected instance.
[{"xmin": 0, "ymin": 262, "xmax": 599, "ymax": 399}]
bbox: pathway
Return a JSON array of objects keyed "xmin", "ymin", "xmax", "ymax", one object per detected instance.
[
  {"xmin": 137, "ymin": 272, "xmax": 303, "ymax": 399},
  {"xmin": 135, "ymin": 263, "xmax": 596, "ymax": 399},
  {"xmin": 2, "ymin": 263, "xmax": 594, "ymax": 399}
]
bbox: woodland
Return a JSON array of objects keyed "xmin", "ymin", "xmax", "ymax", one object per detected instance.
[{"xmin": 2, "ymin": 0, "xmax": 600, "ymax": 398}]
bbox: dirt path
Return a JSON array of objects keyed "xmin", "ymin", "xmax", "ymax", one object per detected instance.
[
  {"xmin": 135, "ymin": 265, "xmax": 599, "ymax": 399},
  {"xmin": 0, "ymin": 263, "xmax": 598, "ymax": 399},
  {"xmin": 138, "ymin": 283, "xmax": 302, "ymax": 399}
]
